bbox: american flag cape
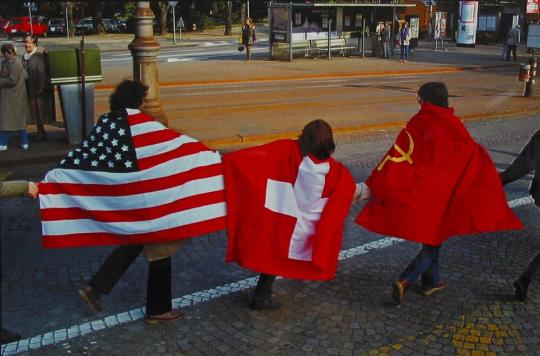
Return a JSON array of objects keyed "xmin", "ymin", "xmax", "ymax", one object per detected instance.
[{"xmin": 39, "ymin": 110, "xmax": 227, "ymax": 248}]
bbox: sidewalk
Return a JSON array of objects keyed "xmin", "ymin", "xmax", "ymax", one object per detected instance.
[{"xmin": 0, "ymin": 37, "xmax": 537, "ymax": 170}]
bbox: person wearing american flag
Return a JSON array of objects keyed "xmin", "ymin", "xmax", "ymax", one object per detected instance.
[{"xmin": 37, "ymin": 80, "xmax": 227, "ymax": 324}]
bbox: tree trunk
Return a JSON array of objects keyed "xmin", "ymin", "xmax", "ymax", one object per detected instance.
[
  {"xmin": 158, "ymin": 1, "xmax": 169, "ymax": 35},
  {"xmin": 240, "ymin": 2, "xmax": 246, "ymax": 24},
  {"xmin": 224, "ymin": 1, "xmax": 232, "ymax": 36},
  {"xmin": 93, "ymin": 2, "xmax": 106, "ymax": 35},
  {"xmin": 67, "ymin": 2, "xmax": 75, "ymax": 38}
]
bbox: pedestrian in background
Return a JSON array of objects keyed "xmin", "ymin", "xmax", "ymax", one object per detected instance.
[
  {"xmin": 22, "ymin": 34, "xmax": 50, "ymax": 141},
  {"xmin": 0, "ymin": 43, "xmax": 30, "ymax": 151},
  {"xmin": 241, "ymin": 17, "xmax": 256, "ymax": 61},
  {"xmin": 399, "ymin": 22, "xmax": 411, "ymax": 63},
  {"xmin": 500, "ymin": 129, "xmax": 540, "ymax": 302},
  {"xmin": 505, "ymin": 25, "xmax": 520, "ymax": 62},
  {"xmin": 382, "ymin": 21, "xmax": 391, "ymax": 59},
  {"xmin": 500, "ymin": 27, "xmax": 509, "ymax": 61},
  {"xmin": 0, "ymin": 180, "xmax": 38, "ymax": 344}
]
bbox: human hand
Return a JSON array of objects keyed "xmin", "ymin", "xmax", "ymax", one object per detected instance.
[{"xmin": 28, "ymin": 182, "xmax": 39, "ymax": 198}]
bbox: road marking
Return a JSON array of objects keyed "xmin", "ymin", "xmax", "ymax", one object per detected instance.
[{"xmin": 1, "ymin": 196, "xmax": 533, "ymax": 355}]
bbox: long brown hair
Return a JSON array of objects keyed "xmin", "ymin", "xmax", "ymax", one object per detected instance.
[{"xmin": 299, "ymin": 119, "xmax": 335, "ymax": 160}]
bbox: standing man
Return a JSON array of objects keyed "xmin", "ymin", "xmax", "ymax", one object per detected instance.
[
  {"xmin": 356, "ymin": 82, "xmax": 522, "ymax": 305},
  {"xmin": 399, "ymin": 22, "xmax": 411, "ymax": 63},
  {"xmin": 505, "ymin": 25, "xmax": 520, "ymax": 62},
  {"xmin": 22, "ymin": 34, "xmax": 50, "ymax": 141},
  {"xmin": 382, "ymin": 21, "xmax": 391, "ymax": 59},
  {"xmin": 500, "ymin": 129, "xmax": 540, "ymax": 301}
]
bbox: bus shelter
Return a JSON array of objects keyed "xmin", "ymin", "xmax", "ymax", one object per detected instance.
[{"xmin": 269, "ymin": 2, "xmax": 416, "ymax": 61}]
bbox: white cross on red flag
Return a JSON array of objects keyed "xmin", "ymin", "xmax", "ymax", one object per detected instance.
[{"xmin": 223, "ymin": 139, "xmax": 355, "ymax": 281}]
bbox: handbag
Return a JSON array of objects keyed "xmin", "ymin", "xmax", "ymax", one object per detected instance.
[{"xmin": 238, "ymin": 45, "xmax": 245, "ymax": 52}]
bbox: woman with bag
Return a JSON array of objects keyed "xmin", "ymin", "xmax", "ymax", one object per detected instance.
[{"xmin": 241, "ymin": 17, "xmax": 256, "ymax": 61}]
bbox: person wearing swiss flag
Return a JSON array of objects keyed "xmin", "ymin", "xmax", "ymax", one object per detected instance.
[
  {"xmin": 223, "ymin": 119, "xmax": 357, "ymax": 310},
  {"xmin": 356, "ymin": 82, "xmax": 523, "ymax": 305}
]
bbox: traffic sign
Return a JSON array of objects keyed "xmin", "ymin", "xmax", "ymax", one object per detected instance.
[{"xmin": 168, "ymin": 1, "xmax": 178, "ymax": 6}]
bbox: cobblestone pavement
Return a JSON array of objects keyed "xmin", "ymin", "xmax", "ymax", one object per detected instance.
[{"xmin": 1, "ymin": 116, "xmax": 539, "ymax": 355}]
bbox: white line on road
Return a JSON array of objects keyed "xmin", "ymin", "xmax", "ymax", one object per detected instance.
[{"xmin": 1, "ymin": 196, "xmax": 533, "ymax": 355}]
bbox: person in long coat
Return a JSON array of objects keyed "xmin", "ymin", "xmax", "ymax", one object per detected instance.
[
  {"xmin": 0, "ymin": 43, "xmax": 31, "ymax": 151},
  {"xmin": 22, "ymin": 34, "xmax": 51, "ymax": 141},
  {"xmin": 241, "ymin": 17, "xmax": 256, "ymax": 61}
]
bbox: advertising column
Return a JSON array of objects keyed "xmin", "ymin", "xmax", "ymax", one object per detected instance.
[{"xmin": 457, "ymin": 1, "xmax": 478, "ymax": 47}]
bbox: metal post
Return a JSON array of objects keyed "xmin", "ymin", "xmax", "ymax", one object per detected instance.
[
  {"xmin": 80, "ymin": 5, "xmax": 87, "ymax": 139},
  {"xmin": 172, "ymin": 5, "xmax": 176, "ymax": 44},
  {"xmin": 247, "ymin": 0, "xmax": 250, "ymax": 19},
  {"xmin": 525, "ymin": 56, "xmax": 537, "ymax": 97},
  {"xmin": 288, "ymin": 2, "xmax": 293, "ymax": 62},
  {"xmin": 65, "ymin": 3, "xmax": 69, "ymax": 39},
  {"xmin": 28, "ymin": 4, "xmax": 33, "ymax": 34},
  {"xmin": 391, "ymin": 6, "xmax": 396, "ymax": 57},
  {"xmin": 327, "ymin": 19, "xmax": 331, "ymax": 59},
  {"xmin": 361, "ymin": 19, "xmax": 365, "ymax": 59},
  {"xmin": 129, "ymin": 1, "xmax": 168, "ymax": 126}
]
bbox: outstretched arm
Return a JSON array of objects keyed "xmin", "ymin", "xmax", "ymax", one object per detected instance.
[{"xmin": 500, "ymin": 130, "xmax": 539, "ymax": 186}]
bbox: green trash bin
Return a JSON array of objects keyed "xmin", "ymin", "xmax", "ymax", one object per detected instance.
[{"xmin": 47, "ymin": 44, "xmax": 102, "ymax": 144}]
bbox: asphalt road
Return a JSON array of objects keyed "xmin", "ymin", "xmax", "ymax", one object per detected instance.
[{"xmin": 1, "ymin": 115, "xmax": 539, "ymax": 355}]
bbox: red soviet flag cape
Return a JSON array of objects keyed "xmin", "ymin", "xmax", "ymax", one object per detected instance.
[
  {"xmin": 356, "ymin": 103, "xmax": 522, "ymax": 246},
  {"xmin": 224, "ymin": 139, "xmax": 355, "ymax": 280}
]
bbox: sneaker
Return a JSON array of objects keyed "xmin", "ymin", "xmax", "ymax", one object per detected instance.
[
  {"xmin": 78, "ymin": 286, "xmax": 102, "ymax": 313},
  {"xmin": 421, "ymin": 281, "xmax": 446, "ymax": 296},
  {"xmin": 22, "ymin": 144, "xmax": 29, "ymax": 150},
  {"xmin": 250, "ymin": 296, "xmax": 282, "ymax": 311},
  {"xmin": 0, "ymin": 145, "xmax": 6, "ymax": 151},
  {"xmin": 513, "ymin": 279, "xmax": 528, "ymax": 302},
  {"xmin": 392, "ymin": 280, "xmax": 409, "ymax": 305},
  {"xmin": 145, "ymin": 309, "xmax": 184, "ymax": 324}
]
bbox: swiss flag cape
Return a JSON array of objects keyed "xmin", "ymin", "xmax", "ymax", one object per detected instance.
[
  {"xmin": 223, "ymin": 139, "xmax": 355, "ymax": 280},
  {"xmin": 356, "ymin": 103, "xmax": 522, "ymax": 246}
]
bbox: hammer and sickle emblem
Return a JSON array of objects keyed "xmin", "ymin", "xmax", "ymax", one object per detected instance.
[{"xmin": 376, "ymin": 130, "xmax": 414, "ymax": 171}]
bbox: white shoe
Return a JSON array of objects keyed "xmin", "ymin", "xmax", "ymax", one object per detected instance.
[
  {"xmin": 22, "ymin": 144, "xmax": 29, "ymax": 150},
  {"xmin": 0, "ymin": 145, "xmax": 7, "ymax": 151}
]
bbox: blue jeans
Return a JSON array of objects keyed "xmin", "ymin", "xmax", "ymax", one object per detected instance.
[
  {"xmin": 400, "ymin": 45, "xmax": 409, "ymax": 61},
  {"xmin": 399, "ymin": 244, "xmax": 441, "ymax": 286},
  {"xmin": 0, "ymin": 130, "xmax": 28, "ymax": 147}
]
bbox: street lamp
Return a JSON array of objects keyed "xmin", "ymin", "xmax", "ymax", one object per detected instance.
[{"xmin": 129, "ymin": 1, "xmax": 168, "ymax": 126}]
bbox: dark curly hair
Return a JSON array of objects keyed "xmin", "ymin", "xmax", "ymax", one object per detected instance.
[
  {"xmin": 109, "ymin": 80, "xmax": 148, "ymax": 111},
  {"xmin": 417, "ymin": 82, "xmax": 449, "ymax": 108},
  {"xmin": 299, "ymin": 119, "xmax": 335, "ymax": 160}
]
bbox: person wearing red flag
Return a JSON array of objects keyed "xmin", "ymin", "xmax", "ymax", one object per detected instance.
[
  {"xmin": 223, "ymin": 120, "xmax": 356, "ymax": 310},
  {"xmin": 500, "ymin": 129, "xmax": 540, "ymax": 301},
  {"xmin": 356, "ymin": 82, "xmax": 522, "ymax": 305}
]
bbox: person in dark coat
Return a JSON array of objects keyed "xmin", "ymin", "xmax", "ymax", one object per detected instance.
[
  {"xmin": 241, "ymin": 17, "xmax": 256, "ymax": 61},
  {"xmin": 500, "ymin": 129, "xmax": 540, "ymax": 301},
  {"xmin": 22, "ymin": 34, "xmax": 51, "ymax": 141},
  {"xmin": 0, "ymin": 43, "xmax": 30, "ymax": 151}
]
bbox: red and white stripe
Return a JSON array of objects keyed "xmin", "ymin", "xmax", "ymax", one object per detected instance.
[{"xmin": 39, "ymin": 113, "xmax": 226, "ymax": 248}]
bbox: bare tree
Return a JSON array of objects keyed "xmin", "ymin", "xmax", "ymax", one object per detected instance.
[
  {"xmin": 151, "ymin": 0, "xmax": 169, "ymax": 35},
  {"xmin": 224, "ymin": 0, "xmax": 232, "ymax": 35}
]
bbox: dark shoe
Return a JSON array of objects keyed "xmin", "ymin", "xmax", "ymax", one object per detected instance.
[
  {"xmin": 392, "ymin": 280, "xmax": 409, "ymax": 305},
  {"xmin": 421, "ymin": 281, "xmax": 446, "ymax": 296},
  {"xmin": 34, "ymin": 131, "xmax": 46, "ymax": 142},
  {"xmin": 78, "ymin": 286, "xmax": 102, "ymax": 313},
  {"xmin": 1, "ymin": 328, "xmax": 21, "ymax": 345},
  {"xmin": 250, "ymin": 297, "xmax": 282, "ymax": 311},
  {"xmin": 513, "ymin": 279, "xmax": 529, "ymax": 302},
  {"xmin": 145, "ymin": 309, "xmax": 184, "ymax": 324}
]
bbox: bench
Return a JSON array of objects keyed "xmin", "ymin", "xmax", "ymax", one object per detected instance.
[
  {"xmin": 309, "ymin": 38, "xmax": 355, "ymax": 57},
  {"xmin": 282, "ymin": 40, "xmax": 311, "ymax": 57}
]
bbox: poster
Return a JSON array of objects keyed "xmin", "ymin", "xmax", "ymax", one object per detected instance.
[
  {"xmin": 527, "ymin": 24, "xmax": 540, "ymax": 48},
  {"xmin": 457, "ymin": 1, "xmax": 478, "ymax": 46},
  {"xmin": 526, "ymin": 0, "xmax": 539, "ymax": 14},
  {"xmin": 434, "ymin": 12, "xmax": 447, "ymax": 39},
  {"xmin": 409, "ymin": 17, "xmax": 419, "ymax": 39}
]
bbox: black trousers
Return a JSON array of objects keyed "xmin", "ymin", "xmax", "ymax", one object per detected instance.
[
  {"xmin": 522, "ymin": 253, "xmax": 540, "ymax": 282},
  {"xmin": 89, "ymin": 244, "xmax": 172, "ymax": 316},
  {"xmin": 253, "ymin": 273, "xmax": 276, "ymax": 301}
]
